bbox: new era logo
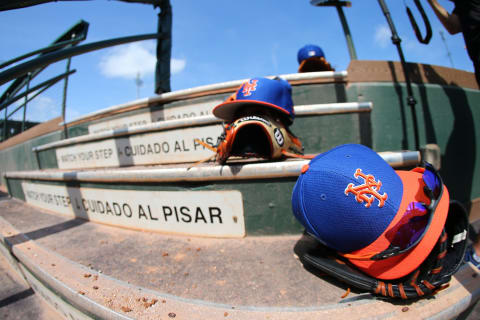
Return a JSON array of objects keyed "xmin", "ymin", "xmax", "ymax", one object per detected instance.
[{"xmin": 344, "ymin": 168, "xmax": 388, "ymax": 208}]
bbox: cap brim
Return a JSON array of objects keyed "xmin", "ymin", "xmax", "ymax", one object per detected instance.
[
  {"xmin": 212, "ymin": 100, "xmax": 293, "ymax": 124},
  {"xmin": 347, "ymin": 170, "xmax": 450, "ymax": 280}
]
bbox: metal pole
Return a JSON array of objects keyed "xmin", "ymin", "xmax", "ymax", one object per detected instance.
[
  {"xmin": 7, "ymin": 77, "xmax": 63, "ymax": 119},
  {"xmin": 62, "ymin": 57, "xmax": 72, "ymax": 139},
  {"xmin": 22, "ymin": 73, "xmax": 31, "ymax": 132},
  {"xmin": 2, "ymin": 94, "xmax": 8, "ymax": 141},
  {"xmin": 155, "ymin": 0, "xmax": 172, "ymax": 94},
  {"xmin": 0, "ymin": 33, "xmax": 165, "ymax": 87},
  {"xmin": 377, "ymin": 0, "xmax": 420, "ymax": 151},
  {"xmin": 0, "ymin": 70, "xmax": 76, "ymax": 112},
  {"xmin": 336, "ymin": 4, "xmax": 357, "ymax": 60}
]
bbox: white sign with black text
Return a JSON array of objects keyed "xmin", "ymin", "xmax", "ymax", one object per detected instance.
[
  {"xmin": 56, "ymin": 125, "xmax": 223, "ymax": 169},
  {"xmin": 87, "ymin": 99, "xmax": 223, "ymax": 134},
  {"xmin": 22, "ymin": 182, "xmax": 245, "ymax": 238}
]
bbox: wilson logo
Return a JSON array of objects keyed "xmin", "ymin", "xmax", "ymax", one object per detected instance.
[
  {"xmin": 344, "ymin": 169, "xmax": 388, "ymax": 208},
  {"xmin": 242, "ymin": 79, "xmax": 258, "ymax": 96},
  {"xmin": 273, "ymin": 128, "xmax": 284, "ymax": 146}
]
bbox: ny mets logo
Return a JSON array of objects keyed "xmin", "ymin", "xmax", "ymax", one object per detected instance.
[
  {"xmin": 344, "ymin": 168, "xmax": 388, "ymax": 208},
  {"xmin": 242, "ymin": 79, "xmax": 258, "ymax": 96}
]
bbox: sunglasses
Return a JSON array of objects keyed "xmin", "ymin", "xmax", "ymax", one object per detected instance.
[{"xmin": 342, "ymin": 162, "xmax": 444, "ymax": 261}]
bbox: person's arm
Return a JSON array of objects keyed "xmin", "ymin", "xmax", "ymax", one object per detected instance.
[{"xmin": 427, "ymin": 0, "xmax": 462, "ymax": 34}]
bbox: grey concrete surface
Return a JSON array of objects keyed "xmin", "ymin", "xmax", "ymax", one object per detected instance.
[
  {"xmin": 1, "ymin": 196, "xmax": 480, "ymax": 319},
  {"xmin": 0, "ymin": 253, "xmax": 63, "ymax": 320}
]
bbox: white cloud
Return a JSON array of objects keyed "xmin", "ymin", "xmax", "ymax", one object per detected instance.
[
  {"xmin": 171, "ymin": 58, "xmax": 186, "ymax": 74},
  {"xmin": 11, "ymin": 94, "xmax": 59, "ymax": 122},
  {"xmin": 374, "ymin": 25, "xmax": 391, "ymax": 48},
  {"xmin": 99, "ymin": 42, "xmax": 156, "ymax": 79},
  {"xmin": 99, "ymin": 42, "xmax": 186, "ymax": 79}
]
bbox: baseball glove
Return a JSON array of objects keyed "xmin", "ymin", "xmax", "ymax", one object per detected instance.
[
  {"xmin": 300, "ymin": 200, "xmax": 468, "ymax": 299},
  {"xmin": 298, "ymin": 56, "xmax": 335, "ymax": 73},
  {"xmin": 214, "ymin": 114, "xmax": 304, "ymax": 164}
]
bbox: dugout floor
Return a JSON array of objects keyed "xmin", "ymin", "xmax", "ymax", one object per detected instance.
[{"xmin": 1, "ymin": 194, "xmax": 480, "ymax": 319}]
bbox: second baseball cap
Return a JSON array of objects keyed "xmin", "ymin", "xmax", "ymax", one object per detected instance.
[{"xmin": 212, "ymin": 77, "xmax": 295, "ymax": 125}]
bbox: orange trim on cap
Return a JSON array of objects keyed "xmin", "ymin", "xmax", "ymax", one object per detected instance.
[
  {"xmin": 212, "ymin": 100, "xmax": 293, "ymax": 123},
  {"xmin": 301, "ymin": 164, "xmax": 310, "ymax": 174},
  {"xmin": 346, "ymin": 169, "xmax": 450, "ymax": 280}
]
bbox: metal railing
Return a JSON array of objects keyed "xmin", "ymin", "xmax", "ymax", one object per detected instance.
[
  {"xmin": 0, "ymin": 0, "xmax": 172, "ymax": 142},
  {"xmin": 0, "ymin": 20, "xmax": 89, "ymax": 142}
]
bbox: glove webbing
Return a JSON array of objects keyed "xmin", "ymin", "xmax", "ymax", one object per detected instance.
[
  {"xmin": 192, "ymin": 139, "xmax": 314, "ymax": 164},
  {"xmin": 373, "ymin": 229, "xmax": 449, "ymax": 299}
]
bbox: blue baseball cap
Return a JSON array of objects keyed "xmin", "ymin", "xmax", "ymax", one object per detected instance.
[
  {"xmin": 297, "ymin": 44, "xmax": 325, "ymax": 64},
  {"xmin": 292, "ymin": 144, "xmax": 450, "ymax": 280},
  {"xmin": 212, "ymin": 77, "xmax": 295, "ymax": 125}
]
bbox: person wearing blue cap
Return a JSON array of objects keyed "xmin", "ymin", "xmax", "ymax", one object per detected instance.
[{"xmin": 297, "ymin": 44, "xmax": 335, "ymax": 73}]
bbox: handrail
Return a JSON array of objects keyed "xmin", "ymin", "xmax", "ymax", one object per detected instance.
[
  {"xmin": 0, "ymin": 38, "xmax": 84, "ymax": 70},
  {"xmin": 0, "ymin": 20, "xmax": 89, "ymax": 142},
  {"xmin": 0, "ymin": 70, "xmax": 76, "ymax": 113},
  {"xmin": 7, "ymin": 72, "xmax": 76, "ymax": 120},
  {"xmin": 0, "ymin": 33, "xmax": 167, "ymax": 88},
  {"xmin": 0, "ymin": 31, "xmax": 165, "ymax": 142},
  {"xmin": 5, "ymin": 150, "xmax": 420, "ymax": 183},
  {"xmin": 0, "ymin": 20, "xmax": 89, "ymax": 106}
]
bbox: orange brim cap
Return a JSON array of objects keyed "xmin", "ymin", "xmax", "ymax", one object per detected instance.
[
  {"xmin": 212, "ymin": 77, "xmax": 295, "ymax": 125},
  {"xmin": 347, "ymin": 170, "xmax": 450, "ymax": 280}
]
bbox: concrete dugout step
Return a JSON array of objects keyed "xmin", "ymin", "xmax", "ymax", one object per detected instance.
[
  {"xmin": 1, "ymin": 198, "xmax": 480, "ymax": 320},
  {"xmin": 34, "ymin": 101, "xmax": 372, "ymax": 170},
  {"xmin": 0, "ymin": 249, "xmax": 64, "ymax": 320},
  {"xmin": 65, "ymin": 71, "xmax": 349, "ymax": 136}
]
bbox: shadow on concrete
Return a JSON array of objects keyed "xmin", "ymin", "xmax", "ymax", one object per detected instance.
[
  {"xmin": 0, "ymin": 288, "xmax": 34, "ymax": 308},
  {"xmin": 4, "ymin": 219, "xmax": 86, "ymax": 248}
]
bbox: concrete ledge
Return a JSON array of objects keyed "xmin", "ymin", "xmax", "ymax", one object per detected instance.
[
  {"xmin": 4, "ymin": 150, "xmax": 420, "ymax": 183},
  {"xmin": 0, "ymin": 200, "xmax": 479, "ymax": 319},
  {"xmin": 36, "ymin": 102, "xmax": 372, "ymax": 153},
  {"xmin": 0, "ymin": 116, "xmax": 63, "ymax": 152},
  {"xmin": 65, "ymin": 71, "xmax": 348, "ymax": 127}
]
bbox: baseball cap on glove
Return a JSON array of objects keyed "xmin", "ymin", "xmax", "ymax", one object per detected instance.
[
  {"xmin": 212, "ymin": 77, "xmax": 295, "ymax": 125},
  {"xmin": 301, "ymin": 197, "xmax": 468, "ymax": 299},
  {"xmin": 291, "ymin": 144, "xmax": 450, "ymax": 280}
]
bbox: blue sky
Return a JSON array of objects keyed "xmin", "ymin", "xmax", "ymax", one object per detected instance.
[{"xmin": 0, "ymin": 0, "xmax": 472, "ymax": 123}]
